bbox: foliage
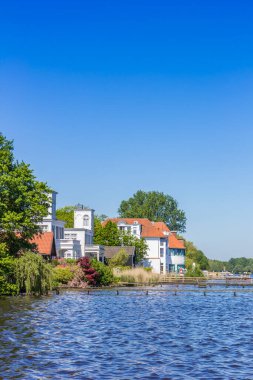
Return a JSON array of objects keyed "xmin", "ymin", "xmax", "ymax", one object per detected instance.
[
  {"xmin": 184, "ymin": 240, "xmax": 209, "ymax": 270},
  {"xmin": 108, "ymin": 248, "xmax": 129, "ymax": 267},
  {"xmin": 0, "ymin": 256, "xmax": 18, "ymax": 295},
  {"xmin": 52, "ymin": 266, "xmax": 76, "ymax": 285},
  {"xmin": 208, "ymin": 259, "xmax": 227, "ymax": 272},
  {"xmin": 227, "ymin": 257, "xmax": 253, "ymax": 273},
  {"xmin": 118, "ymin": 190, "xmax": 187, "ymax": 233},
  {"xmin": 185, "ymin": 257, "xmax": 204, "ymax": 277},
  {"xmin": 91, "ymin": 259, "xmax": 114, "ymax": 286},
  {"xmin": 78, "ymin": 257, "xmax": 100, "ymax": 286},
  {"xmin": 0, "ymin": 134, "xmax": 51, "ymax": 255},
  {"xmin": 93, "ymin": 216, "xmax": 105, "ymax": 245},
  {"xmin": 55, "ymin": 206, "xmax": 75, "ymax": 228},
  {"xmin": 120, "ymin": 231, "xmax": 148, "ymax": 263},
  {"xmin": 15, "ymin": 251, "xmax": 52, "ymax": 295},
  {"xmin": 96, "ymin": 214, "xmax": 108, "ymax": 222}
]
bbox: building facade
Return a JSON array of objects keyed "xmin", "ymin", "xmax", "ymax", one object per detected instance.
[
  {"xmin": 40, "ymin": 193, "xmax": 104, "ymax": 261},
  {"xmin": 105, "ymin": 218, "xmax": 185, "ymax": 274}
]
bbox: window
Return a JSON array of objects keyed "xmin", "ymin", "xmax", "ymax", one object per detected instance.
[
  {"xmin": 160, "ymin": 263, "xmax": 164, "ymax": 274},
  {"xmin": 133, "ymin": 229, "xmax": 137, "ymax": 235},
  {"xmin": 160, "ymin": 248, "xmax": 164, "ymax": 257},
  {"xmin": 83, "ymin": 215, "xmax": 89, "ymax": 227}
]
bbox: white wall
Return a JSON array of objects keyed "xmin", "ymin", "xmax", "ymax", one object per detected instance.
[
  {"xmin": 74, "ymin": 209, "xmax": 94, "ymax": 230},
  {"xmin": 64, "ymin": 229, "xmax": 86, "ymax": 256}
]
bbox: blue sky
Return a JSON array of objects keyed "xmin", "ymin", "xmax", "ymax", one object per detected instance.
[{"xmin": 1, "ymin": 0, "xmax": 253, "ymax": 260}]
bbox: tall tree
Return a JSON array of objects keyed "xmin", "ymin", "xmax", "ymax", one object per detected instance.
[
  {"xmin": 184, "ymin": 240, "xmax": 209, "ymax": 270},
  {"xmin": 0, "ymin": 134, "xmax": 51, "ymax": 255},
  {"xmin": 118, "ymin": 190, "xmax": 186, "ymax": 232},
  {"xmin": 56, "ymin": 206, "xmax": 75, "ymax": 228}
]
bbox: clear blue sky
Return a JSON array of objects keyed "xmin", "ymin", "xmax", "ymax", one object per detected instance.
[{"xmin": 1, "ymin": 0, "xmax": 253, "ymax": 260}]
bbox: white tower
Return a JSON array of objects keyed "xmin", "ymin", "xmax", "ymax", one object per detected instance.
[{"xmin": 74, "ymin": 204, "xmax": 94, "ymax": 231}]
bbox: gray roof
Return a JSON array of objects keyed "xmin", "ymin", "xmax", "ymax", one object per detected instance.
[{"xmin": 104, "ymin": 246, "xmax": 135, "ymax": 259}]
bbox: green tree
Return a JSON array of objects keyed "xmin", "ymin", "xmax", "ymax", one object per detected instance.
[
  {"xmin": 109, "ymin": 248, "xmax": 129, "ymax": 267},
  {"xmin": 0, "ymin": 256, "xmax": 18, "ymax": 295},
  {"xmin": 101, "ymin": 221, "xmax": 121, "ymax": 246},
  {"xmin": 120, "ymin": 231, "xmax": 148, "ymax": 263},
  {"xmin": 118, "ymin": 190, "xmax": 186, "ymax": 232},
  {"xmin": 184, "ymin": 240, "xmax": 209, "ymax": 270},
  {"xmin": 56, "ymin": 206, "xmax": 75, "ymax": 228},
  {"xmin": 0, "ymin": 134, "xmax": 51, "ymax": 255},
  {"xmin": 15, "ymin": 251, "xmax": 52, "ymax": 295},
  {"xmin": 208, "ymin": 259, "xmax": 227, "ymax": 272},
  {"xmin": 93, "ymin": 216, "xmax": 104, "ymax": 245}
]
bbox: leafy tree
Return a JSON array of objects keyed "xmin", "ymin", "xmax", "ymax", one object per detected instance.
[
  {"xmin": 185, "ymin": 257, "xmax": 204, "ymax": 277},
  {"xmin": 100, "ymin": 221, "xmax": 121, "ymax": 246},
  {"xmin": 56, "ymin": 206, "xmax": 75, "ymax": 228},
  {"xmin": 15, "ymin": 251, "xmax": 52, "ymax": 295},
  {"xmin": 118, "ymin": 190, "xmax": 186, "ymax": 232},
  {"xmin": 208, "ymin": 259, "xmax": 227, "ymax": 272},
  {"xmin": 0, "ymin": 134, "xmax": 51, "ymax": 255},
  {"xmin": 184, "ymin": 240, "xmax": 209, "ymax": 270},
  {"xmin": 109, "ymin": 248, "xmax": 129, "ymax": 267},
  {"xmin": 0, "ymin": 256, "xmax": 18, "ymax": 295},
  {"xmin": 120, "ymin": 231, "xmax": 148, "ymax": 263},
  {"xmin": 93, "ymin": 216, "xmax": 104, "ymax": 245}
]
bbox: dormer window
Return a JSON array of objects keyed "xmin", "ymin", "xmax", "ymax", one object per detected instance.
[
  {"xmin": 83, "ymin": 215, "xmax": 89, "ymax": 227},
  {"xmin": 133, "ymin": 221, "xmax": 138, "ymax": 225}
]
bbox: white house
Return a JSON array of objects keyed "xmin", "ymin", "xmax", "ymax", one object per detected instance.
[
  {"xmin": 40, "ymin": 193, "xmax": 104, "ymax": 261},
  {"xmin": 105, "ymin": 218, "xmax": 185, "ymax": 274}
]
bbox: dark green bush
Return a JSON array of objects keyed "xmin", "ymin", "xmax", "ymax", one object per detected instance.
[{"xmin": 91, "ymin": 259, "xmax": 114, "ymax": 286}]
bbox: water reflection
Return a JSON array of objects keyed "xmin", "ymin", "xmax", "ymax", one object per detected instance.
[{"xmin": 1, "ymin": 289, "xmax": 253, "ymax": 379}]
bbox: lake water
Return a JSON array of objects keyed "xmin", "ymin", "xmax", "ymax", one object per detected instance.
[{"xmin": 1, "ymin": 288, "xmax": 253, "ymax": 379}]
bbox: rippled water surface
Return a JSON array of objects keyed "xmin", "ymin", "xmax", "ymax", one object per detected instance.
[{"xmin": 1, "ymin": 288, "xmax": 253, "ymax": 379}]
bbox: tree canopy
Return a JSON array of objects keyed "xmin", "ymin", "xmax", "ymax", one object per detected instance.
[
  {"xmin": 184, "ymin": 240, "xmax": 209, "ymax": 270},
  {"xmin": 0, "ymin": 134, "xmax": 51, "ymax": 255},
  {"xmin": 56, "ymin": 206, "xmax": 75, "ymax": 228},
  {"xmin": 118, "ymin": 190, "xmax": 186, "ymax": 232}
]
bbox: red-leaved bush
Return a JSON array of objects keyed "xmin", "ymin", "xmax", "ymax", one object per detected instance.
[{"xmin": 78, "ymin": 257, "xmax": 100, "ymax": 286}]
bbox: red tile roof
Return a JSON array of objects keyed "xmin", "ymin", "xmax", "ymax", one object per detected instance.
[
  {"xmin": 105, "ymin": 218, "xmax": 151, "ymax": 227},
  {"xmin": 30, "ymin": 232, "xmax": 56, "ymax": 256},
  {"xmin": 169, "ymin": 233, "xmax": 185, "ymax": 249},
  {"xmin": 104, "ymin": 218, "xmax": 167, "ymax": 238}
]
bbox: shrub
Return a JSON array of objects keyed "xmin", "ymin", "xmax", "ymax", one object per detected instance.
[
  {"xmin": 78, "ymin": 257, "xmax": 100, "ymax": 286},
  {"xmin": 91, "ymin": 259, "xmax": 114, "ymax": 286},
  {"xmin": 109, "ymin": 249, "xmax": 129, "ymax": 267},
  {"xmin": 52, "ymin": 266, "xmax": 76, "ymax": 285},
  {"xmin": 15, "ymin": 251, "xmax": 52, "ymax": 295},
  {"xmin": 0, "ymin": 256, "xmax": 18, "ymax": 295},
  {"xmin": 66, "ymin": 258, "xmax": 77, "ymax": 265}
]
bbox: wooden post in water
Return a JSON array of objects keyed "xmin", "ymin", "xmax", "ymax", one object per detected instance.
[
  {"xmin": 234, "ymin": 291, "xmax": 236, "ymax": 296},
  {"xmin": 117, "ymin": 290, "xmax": 119, "ymax": 295}
]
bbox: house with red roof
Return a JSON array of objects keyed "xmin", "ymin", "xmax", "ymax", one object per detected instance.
[
  {"xmin": 104, "ymin": 218, "xmax": 185, "ymax": 274},
  {"xmin": 29, "ymin": 232, "xmax": 57, "ymax": 259}
]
